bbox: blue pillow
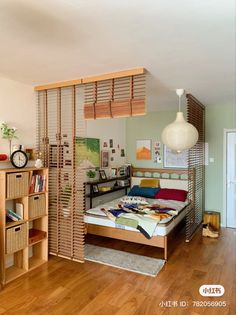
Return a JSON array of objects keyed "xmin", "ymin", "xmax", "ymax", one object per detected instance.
[{"xmin": 128, "ymin": 185, "xmax": 160, "ymax": 198}]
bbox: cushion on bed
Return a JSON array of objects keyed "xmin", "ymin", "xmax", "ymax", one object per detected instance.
[
  {"xmin": 139, "ymin": 178, "xmax": 160, "ymax": 188},
  {"xmin": 155, "ymin": 188, "xmax": 188, "ymax": 202},
  {"xmin": 128, "ymin": 185, "xmax": 160, "ymax": 198}
]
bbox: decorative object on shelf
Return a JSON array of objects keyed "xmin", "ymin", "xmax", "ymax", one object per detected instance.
[
  {"xmin": 92, "ymin": 184, "xmax": 99, "ymax": 193},
  {"xmin": 25, "ymin": 148, "xmax": 34, "ymax": 160},
  {"xmin": 161, "ymin": 89, "xmax": 199, "ymax": 153},
  {"xmin": 163, "ymin": 145, "xmax": 188, "ymax": 169},
  {"xmin": 121, "ymin": 149, "xmax": 125, "ymax": 157},
  {"xmin": 111, "ymin": 168, "xmax": 117, "ymax": 178},
  {"xmin": 86, "ymin": 169, "xmax": 96, "ymax": 180},
  {"xmin": 109, "ymin": 139, "xmax": 113, "ymax": 148},
  {"xmin": 10, "ymin": 145, "xmax": 28, "ymax": 169},
  {"xmin": 0, "ymin": 154, "xmax": 8, "ymax": 161},
  {"xmin": 136, "ymin": 140, "xmax": 151, "ymax": 160},
  {"xmin": 0, "ymin": 122, "xmax": 18, "ymax": 155},
  {"xmin": 101, "ymin": 150, "xmax": 109, "ymax": 168},
  {"xmin": 35, "ymin": 158, "xmax": 43, "ymax": 169},
  {"xmin": 99, "ymin": 186, "xmax": 112, "ymax": 192},
  {"xmin": 99, "ymin": 169, "xmax": 107, "ymax": 180},
  {"xmin": 76, "ymin": 137, "xmax": 100, "ymax": 168}
]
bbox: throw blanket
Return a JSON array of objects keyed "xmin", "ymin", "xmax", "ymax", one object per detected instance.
[{"xmin": 101, "ymin": 201, "xmax": 176, "ymax": 239}]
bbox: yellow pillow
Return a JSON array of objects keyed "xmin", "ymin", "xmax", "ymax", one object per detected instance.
[{"xmin": 140, "ymin": 178, "xmax": 160, "ymax": 188}]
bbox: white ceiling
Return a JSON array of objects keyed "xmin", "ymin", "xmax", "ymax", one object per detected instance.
[{"xmin": 0, "ymin": 0, "xmax": 235, "ymax": 111}]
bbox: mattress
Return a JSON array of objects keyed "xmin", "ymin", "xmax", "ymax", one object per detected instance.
[{"xmin": 84, "ymin": 196, "xmax": 189, "ymax": 236}]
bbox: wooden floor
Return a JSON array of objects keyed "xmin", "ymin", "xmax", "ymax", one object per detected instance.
[{"xmin": 0, "ymin": 228, "xmax": 235, "ymax": 315}]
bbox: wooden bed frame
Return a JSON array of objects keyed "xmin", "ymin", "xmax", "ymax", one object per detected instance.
[{"xmin": 85, "ymin": 167, "xmax": 194, "ymax": 261}]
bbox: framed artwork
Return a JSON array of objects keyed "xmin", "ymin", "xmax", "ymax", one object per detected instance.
[
  {"xmin": 111, "ymin": 168, "xmax": 117, "ymax": 178},
  {"xmin": 76, "ymin": 137, "xmax": 100, "ymax": 168},
  {"xmin": 163, "ymin": 145, "xmax": 188, "ymax": 168},
  {"xmin": 99, "ymin": 170, "xmax": 107, "ymax": 180},
  {"xmin": 92, "ymin": 184, "xmax": 99, "ymax": 193},
  {"xmin": 101, "ymin": 150, "xmax": 109, "ymax": 168},
  {"xmin": 50, "ymin": 145, "xmax": 64, "ymax": 168},
  {"xmin": 136, "ymin": 140, "xmax": 152, "ymax": 160}
]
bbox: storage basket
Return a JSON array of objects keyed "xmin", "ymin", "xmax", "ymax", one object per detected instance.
[
  {"xmin": 7, "ymin": 172, "xmax": 28, "ymax": 199},
  {"xmin": 29, "ymin": 194, "xmax": 46, "ymax": 219},
  {"xmin": 6, "ymin": 223, "xmax": 27, "ymax": 254}
]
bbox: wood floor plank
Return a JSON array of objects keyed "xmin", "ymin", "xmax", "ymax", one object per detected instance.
[{"xmin": 0, "ymin": 228, "xmax": 235, "ymax": 315}]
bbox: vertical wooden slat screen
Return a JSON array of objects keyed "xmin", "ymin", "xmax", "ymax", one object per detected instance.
[
  {"xmin": 84, "ymin": 74, "xmax": 146, "ymax": 119},
  {"xmin": 186, "ymin": 94, "xmax": 205, "ymax": 241},
  {"xmin": 37, "ymin": 86, "xmax": 85, "ymax": 262}
]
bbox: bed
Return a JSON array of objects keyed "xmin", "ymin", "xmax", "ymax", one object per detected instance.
[{"xmin": 84, "ymin": 168, "xmax": 194, "ymax": 260}]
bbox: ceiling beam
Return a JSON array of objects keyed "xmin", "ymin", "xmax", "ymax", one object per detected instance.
[{"xmin": 34, "ymin": 67, "xmax": 145, "ymax": 91}]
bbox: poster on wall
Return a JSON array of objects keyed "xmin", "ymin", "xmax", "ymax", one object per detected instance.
[
  {"xmin": 163, "ymin": 145, "xmax": 188, "ymax": 168},
  {"xmin": 101, "ymin": 150, "xmax": 109, "ymax": 168},
  {"xmin": 75, "ymin": 137, "xmax": 100, "ymax": 168},
  {"xmin": 153, "ymin": 141, "xmax": 161, "ymax": 163},
  {"xmin": 136, "ymin": 140, "xmax": 152, "ymax": 160}
]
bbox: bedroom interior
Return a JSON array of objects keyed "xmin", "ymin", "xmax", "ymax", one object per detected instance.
[{"xmin": 0, "ymin": 0, "xmax": 235, "ymax": 314}]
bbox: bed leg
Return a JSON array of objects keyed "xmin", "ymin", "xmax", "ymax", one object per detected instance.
[{"xmin": 164, "ymin": 236, "xmax": 168, "ymax": 261}]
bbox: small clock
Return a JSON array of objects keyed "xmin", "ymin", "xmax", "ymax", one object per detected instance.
[{"xmin": 10, "ymin": 150, "xmax": 28, "ymax": 169}]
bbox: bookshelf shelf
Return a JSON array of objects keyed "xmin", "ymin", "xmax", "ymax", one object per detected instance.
[
  {"xmin": 0, "ymin": 167, "xmax": 48, "ymax": 287},
  {"xmin": 29, "ymin": 191, "xmax": 47, "ymax": 197},
  {"xmin": 5, "ymin": 265, "xmax": 27, "ymax": 284},
  {"xmin": 29, "ymin": 257, "xmax": 46, "ymax": 271},
  {"xmin": 5, "ymin": 220, "xmax": 27, "ymax": 229}
]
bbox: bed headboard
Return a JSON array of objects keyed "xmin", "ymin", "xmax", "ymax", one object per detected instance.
[{"xmin": 131, "ymin": 167, "xmax": 194, "ymax": 191}]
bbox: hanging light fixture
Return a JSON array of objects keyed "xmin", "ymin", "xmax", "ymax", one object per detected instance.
[{"xmin": 161, "ymin": 89, "xmax": 199, "ymax": 153}]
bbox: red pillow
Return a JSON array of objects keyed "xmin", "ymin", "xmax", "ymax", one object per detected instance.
[{"xmin": 155, "ymin": 188, "xmax": 188, "ymax": 202}]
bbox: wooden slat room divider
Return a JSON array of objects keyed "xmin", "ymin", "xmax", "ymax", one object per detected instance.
[
  {"xmin": 186, "ymin": 94, "xmax": 205, "ymax": 241},
  {"xmin": 37, "ymin": 86, "xmax": 86, "ymax": 262}
]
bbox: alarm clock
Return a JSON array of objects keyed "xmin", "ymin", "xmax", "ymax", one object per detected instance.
[{"xmin": 10, "ymin": 149, "xmax": 28, "ymax": 168}]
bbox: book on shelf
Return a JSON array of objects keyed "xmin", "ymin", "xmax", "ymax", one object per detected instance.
[
  {"xmin": 6, "ymin": 209, "xmax": 22, "ymax": 222},
  {"xmin": 29, "ymin": 174, "xmax": 47, "ymax": 193},
  {"xmin": 16, "ymin": 203, "xmax": 24, "ymax": 219}
]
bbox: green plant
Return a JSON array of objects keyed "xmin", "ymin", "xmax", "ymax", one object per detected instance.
[
  {"xmin": 86, "ymin": 169, "xmax": 96, "ymax": 178},
  {"xmin": 0, "ymin": 122, "xmax": 18, "ymax": 141}
]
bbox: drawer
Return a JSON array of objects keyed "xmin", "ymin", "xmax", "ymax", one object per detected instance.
[
  {"xmin": 6, "ymin": 223, "xmax": 28, "ymax": 254},
  {"xmin": 29, "ymin": 194, "xmax": 46, "ymax": 219},
  {"xmin": 7, "ymin": 172, "xmax": 29, "ymax": 199}
]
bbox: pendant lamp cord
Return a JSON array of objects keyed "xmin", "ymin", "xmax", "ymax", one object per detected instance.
[{"xmin": 178, "ymin": 95, "xmax": 181, "ymax": 112}]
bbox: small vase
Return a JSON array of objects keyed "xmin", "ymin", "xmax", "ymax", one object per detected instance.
[{"xmin": 9, "ymin": 140, "xmax": 12, "ymax": 156}]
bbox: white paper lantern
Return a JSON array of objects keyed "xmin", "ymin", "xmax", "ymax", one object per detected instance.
[{"xmin": 161, "ymin": 89, "xmax": 199, "ymax": 153}]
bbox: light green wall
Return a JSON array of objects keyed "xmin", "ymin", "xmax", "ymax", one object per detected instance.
[
  {"xmin": 126, "ymin": 104, "xmax": 236, "ymax": 225},
  {"xmin": 205, "ymin": 104, "xmax": 236, "ymax": 225},
  {"xmin": 126, "ymin": 110, "xmax": 177, "ymax": 168}
]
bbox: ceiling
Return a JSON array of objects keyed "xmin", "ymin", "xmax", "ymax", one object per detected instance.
[{"xmin": 0, "ymin": 0, "xmax": 235, "ymax": 111}]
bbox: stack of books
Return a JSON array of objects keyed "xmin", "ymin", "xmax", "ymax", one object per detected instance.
[
  {"xmin": 6, "ymin": 209, "xmax": 22, "ymax": 222},
  {"xmin": 29, "ymin": 175, "xmax": 47, "ymax": 193}
]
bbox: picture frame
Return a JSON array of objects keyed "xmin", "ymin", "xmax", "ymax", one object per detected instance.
[
  {"xmin": 111, "ymin": 168, "xmax": 117, "ymax": 178},
  {"xmin": 92, "ymin": 184, "xmax": 99, "ymax": 194},
  {"xmin": 99, "ymin": 170, "xmax": 107, "ymax": 180},
  {"xmin": 163, "ymin": 145, "xmax": 188, "ymax": 168},
  {"xmin": 136, "ymin": 140, "xmax": 152, "ymax": 160},
  {"xmin": 101, "ymin": 150, "xmax": 109, "ymax": 168}
]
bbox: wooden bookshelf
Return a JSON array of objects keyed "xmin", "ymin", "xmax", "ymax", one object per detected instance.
[{"xmin": 0, "ymin": 167, "xmax": 48, "ymax": 287}]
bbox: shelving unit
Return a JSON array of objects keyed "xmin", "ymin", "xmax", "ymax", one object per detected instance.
[
  {"xmin": 85, "ymin": 176, "xmax": 130, "ymax": 208},
  {"xmin": 0, "ymin": 167, "xmax": 48, "ymax": 287}
]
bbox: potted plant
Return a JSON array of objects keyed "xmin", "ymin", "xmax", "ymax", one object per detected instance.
[
  {"xmin": 0, "ymin": 122, "xmax": 18, "ymax": 156},
  {"xmin": 86, "ymin": 169, "xmax": 96, "ymax": 181}
]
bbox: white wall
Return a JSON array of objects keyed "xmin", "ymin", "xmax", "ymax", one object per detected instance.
[{"xmin": 0, "ymin": 77, "xmax": 35, "ymax": 157}]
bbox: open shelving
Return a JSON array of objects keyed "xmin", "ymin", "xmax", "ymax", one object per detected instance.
[{"xmin": 0, "ymin": 167, "xmax": 48, "ymax": 287}]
